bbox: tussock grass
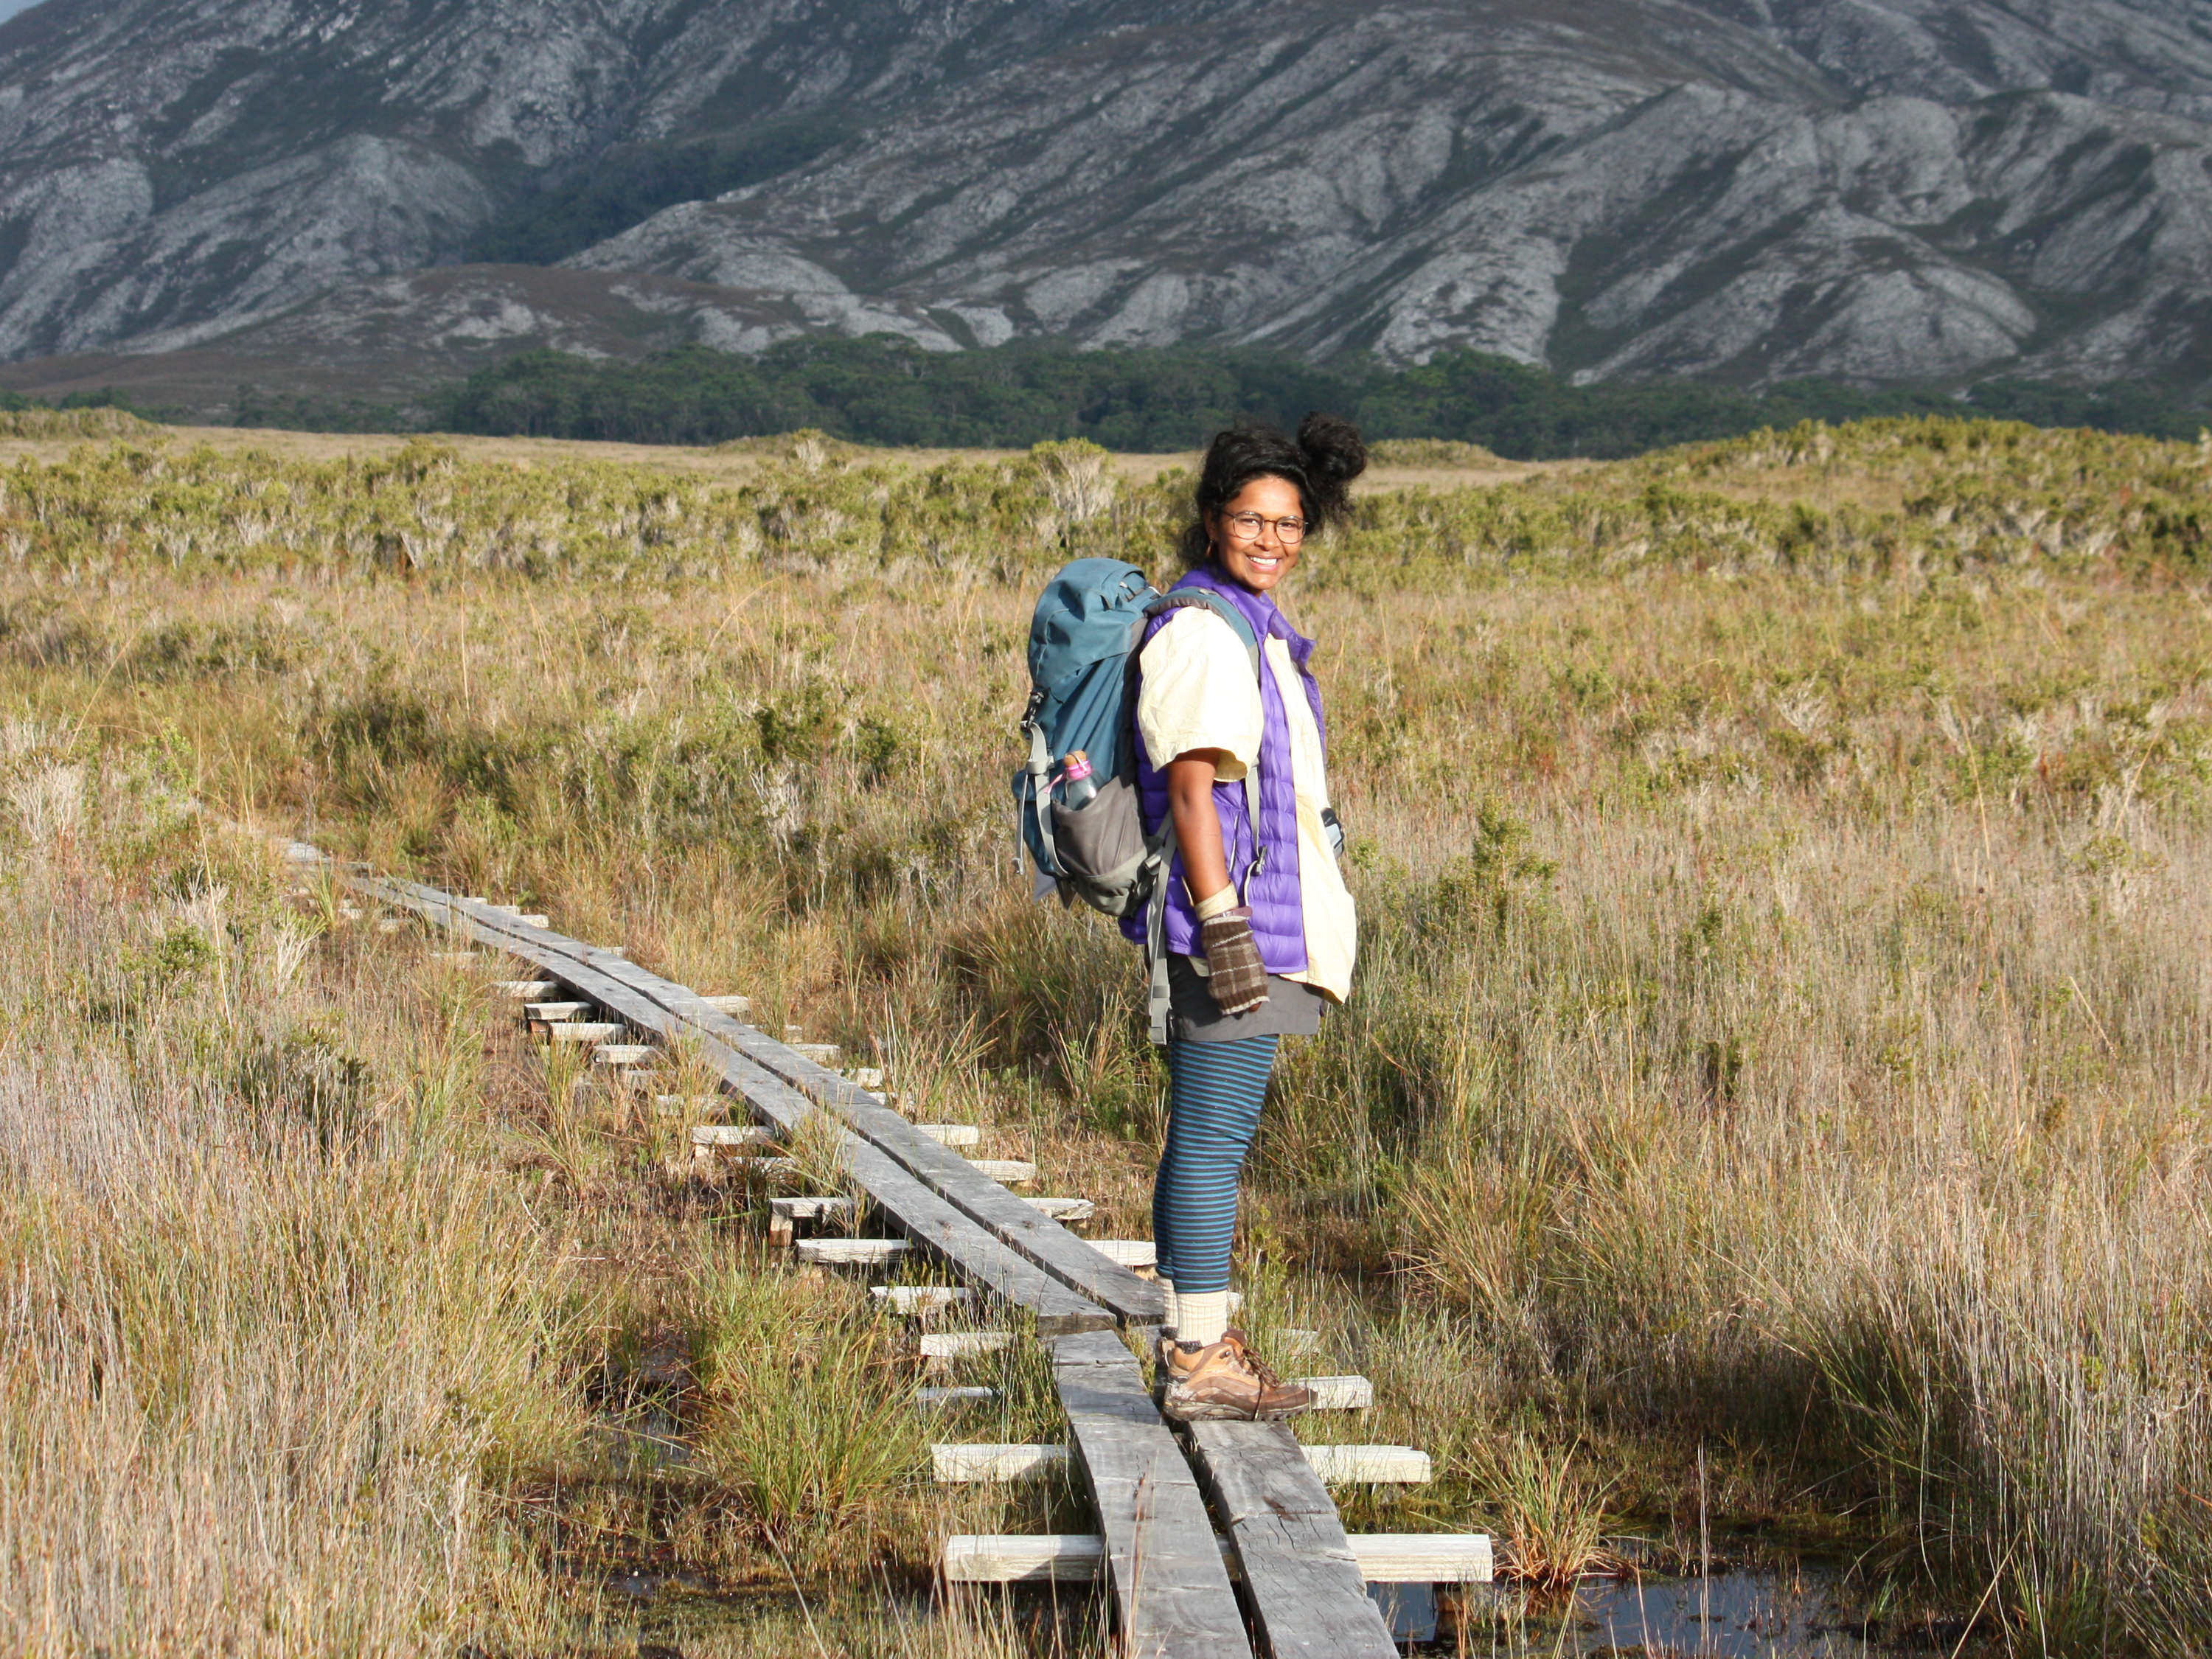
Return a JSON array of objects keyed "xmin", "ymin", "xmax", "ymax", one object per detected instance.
[{"xmin": 6, "ymin": 415, "xmax": 2212, "ymax": 1649}]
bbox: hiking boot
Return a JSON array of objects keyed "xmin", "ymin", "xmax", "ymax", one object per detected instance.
[{"xmin": 1158, "ymin": 1332, "xmax": 1313, "ymax": 1422}]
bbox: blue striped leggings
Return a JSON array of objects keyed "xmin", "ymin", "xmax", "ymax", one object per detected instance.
[{"xmin": 1152, "ymin": 1035, "xmax": 1280, "ymax": 1295}]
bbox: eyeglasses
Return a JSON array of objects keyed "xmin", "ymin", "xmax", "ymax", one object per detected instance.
[{"xmin": 1220, "ymin": 510, "xmax": 1307, "ymax": 546}]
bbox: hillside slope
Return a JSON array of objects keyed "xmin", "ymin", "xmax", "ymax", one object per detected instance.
[{"xmin": 0, "ymin": 0, "xmax": 2205, "ymax": 397}]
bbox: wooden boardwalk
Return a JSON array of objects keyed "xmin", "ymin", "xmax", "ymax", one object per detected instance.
[{"xmin": 302, "ymin": 850, "xmax": 1431, "ymax": 1659}]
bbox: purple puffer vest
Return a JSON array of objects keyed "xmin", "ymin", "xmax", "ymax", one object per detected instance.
[{"xmin": 1119, "ymin": 566, "xmax": 1326, "ymax": 973}]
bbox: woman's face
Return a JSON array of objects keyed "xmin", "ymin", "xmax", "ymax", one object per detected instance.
[{"xmin": 1211, "ymin": 476, "xmax": 1306, "ymax": 594}]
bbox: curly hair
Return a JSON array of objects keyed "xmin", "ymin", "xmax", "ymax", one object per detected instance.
[{"xmin": 1175, "ymin": 412, "xmax": 1368, "ymax": 568}]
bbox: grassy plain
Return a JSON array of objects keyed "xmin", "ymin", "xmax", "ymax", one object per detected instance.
[{"xmin": 2, "ymin": 411, "xmax": 2211, "ymax": 1653}]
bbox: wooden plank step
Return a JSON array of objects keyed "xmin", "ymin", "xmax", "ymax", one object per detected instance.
[
  {"xmin": 796, "ymin": 1239, "xmax": 911, "ymax": 1266},
  {"xmin": 791, "ymin": 1042, "xmax": 841, "ymax": 1064},
  {"xmin": 915, "ymin": 1385, "xmax": 998, "ymax": 1411},
  {"xmin": 1088, "ymin": 1239, "xmax": 1156, "ymax": 1268},
  {"xmin": 1048, "ymin": 1329, "xmax": 1251, "ymax": 1655},
  {"xmin": 1300, "ymin": 1445, "xmax": 1431, "ymax": 1484},
  {"xmin": 931, "ymin": 1443, "xmax": 1068, "ymax": 1484},
  {"xmin": 917, "ymin": 1124, "xmax": 981, "ymax": 1147},
  {"xmin": 691, "ymin": 1124, "xmax": 778, "ymax": 1149},
  {"xmin": 968, "ymin": 1159, "xmax": 1038, "ymax": 1184},
  {"xmin": 495, "ymin": 980, "xmax": 557, "ymax": 998},
  {"xmin": 593, "ymin": 1044, "xmax": 658, "ymax": 1065},
  {"xmin": 698, "ymin": 994, "xmax": 750, "ymax": 1015},
  {"xmin": 874, "ymin": 1285, "xmax": 972, "ymax": 1313},
  {"xmin": 919, "ymin": 1332, "xmax": 1015, "ymax": 1360},
  {"xmin": 941, "ymin": 1533, "xmax": 1492, "ymax": 1585},
  {"xmin": 1024, "ymin": 1197, "xmax": 1095, "ymax": 1222},
  {"xmin": 548, "ymin": 1022, "xmax": 624, "ymax": 1042},
  {"xmin": 847, "ymin": 1066, "xmax": 886, "ymax": 1090},
  {"xmin": 655, "ymin": 1093, "xmax": 719, "ymax": 1114},
  {"xmin": 526, "ymin": 1001, "xmax": 591, "ymax": 1020},
  {"xmin": 771, "ymin": 1194, "xmax": 851, "ymax": 1220},
  {"xmin": 770, "ymin": 1194, "xmax": 854, "ymax": 1221},
  {"xmin": 1295, "ymin": 1376, "xmax": 1375, "ymax": 1411},
  {"xmin": 1349, "ymin": 1535, "xmax": 1493, "ymax": 1582}
]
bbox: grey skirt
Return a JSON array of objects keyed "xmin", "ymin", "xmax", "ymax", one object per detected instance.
[{"xmin": 1166, "ymin": 952, "xmax": 1330, "ymax": 1044}]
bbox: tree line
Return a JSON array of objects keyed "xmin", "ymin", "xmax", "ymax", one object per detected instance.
[{"xmin": 428, "ymin": 337, "xmax": 2211, "ymax": 459}]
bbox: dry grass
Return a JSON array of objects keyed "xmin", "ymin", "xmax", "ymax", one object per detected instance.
[
  {"xmin": 2, "ymin": 414, "xmax": 2211, "ymax": 1651},
  {"xmin": 0, "ymin": 729, "xmax": 1101, "ymax": 1654}
]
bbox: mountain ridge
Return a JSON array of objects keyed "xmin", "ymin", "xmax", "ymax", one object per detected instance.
[{"xmin": 0, "ymin": 0, "xmax": 2204, "ymax": 409}]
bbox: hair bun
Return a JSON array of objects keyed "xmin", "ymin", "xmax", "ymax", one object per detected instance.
[{"xmin": 1295, "ymin": 411, "xmax": 1367, "ymax": 516}]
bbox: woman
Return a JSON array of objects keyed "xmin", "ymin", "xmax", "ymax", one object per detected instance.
[{"xmin": 1125, "ymin": 414, "xmax": 1366, "ymax": 1422}]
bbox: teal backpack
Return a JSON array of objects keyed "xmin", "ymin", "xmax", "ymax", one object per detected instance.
[{"xmin": 1014, "ymin": 558, "xmax": 1260, "ymax": 919}]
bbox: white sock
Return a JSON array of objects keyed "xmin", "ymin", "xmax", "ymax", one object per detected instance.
[
  {"xmin": 1158, "ymin": 1279, "xmax": 1179, "ymax": 1340},
  {"xmin": 1178, "ymin": 1290, "xmax": 1231, "ymax": 1349}
]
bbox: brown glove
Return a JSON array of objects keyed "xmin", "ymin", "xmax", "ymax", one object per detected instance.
[{"xmin": 1199, "ymin": 906, "xmax": 1270, "ymax": 1016}]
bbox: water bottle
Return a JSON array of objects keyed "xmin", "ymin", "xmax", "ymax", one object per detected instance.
[{"xmin": 1059, "ymin": 750, "xmax": 1099, "ymax": 810}]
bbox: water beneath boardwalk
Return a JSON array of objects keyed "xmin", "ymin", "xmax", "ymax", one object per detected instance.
[{"xmin": 1430, "ymin": 1564, "xmax": 1929, "ymax": 1657}]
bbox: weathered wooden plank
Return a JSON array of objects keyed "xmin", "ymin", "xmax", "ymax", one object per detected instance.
[
  {"xmin": 931, "ymin": 1443, "xmax": 1069, "ymax": 1483},
  {"xmin": 1293, "ymin": 1376, "xmax": 1374, "ymax": 1411},
  {"xmin": 547, "ymin": 1021, "xmax": 623, "ymax": 1042},
  {"xmin": 873, "ymin": 1284, "xmax": 972, "ymax": 1313},
  {"xmin": 1346, "ymin": 1535, "xmax": 1492, "ymax": 1583},
  {"xmin": 690, "ymin": 1124, "xmax": 778, "ymax": 1149},
  {"xmin": 1025, "ymin": 1197, "xmax": 1096, "ymax": 1222},
  {"xmin": 592, "ymin": 1043, "xmax": 657, "ymax": 1065},
  {"xmin": 340, "ymin": 876, "xmax": 1110, "ymax": 1334},
  {"xmin": 915, "ymin": 1385, "xmax": 998, "ymax": 1411},
  {"xmin": 770, "ymin": 1194, "xmax": 851, "ymax": 1220},
  {"xmin": 495, "ymin": 981, "xmax": 557, "ymax": 998},
  {"xmin": 526, "ymin": 1001, "xmax": 591, "ymax": 1020},
  {"xmin": 940, "ymin": 1533, "xmax": 1492, "ymax": 1585},
  {"xmin": 796, "ymin": 1238, "xmax": 911, "ymax": 1266},
  {"xmin": 791, "ymin": 1041, "xmax": 842, "ymax": 1064},
  {"xmin": 968, "ymin": 1158, "xmax": 1039, "ymax": 1184},
  {"xmin": 698, "ymin": 994, "xmax": 751, "ymax": 1015},
  {"xmin": 1050, "ymin": 1328, "xmax": 1251, "ymax": 1658},
  {"xmin": 916, "ymin": 1124, "xmax": 981, "ymax": 1147},
  {"xmin": 1298, "ymin": 1445, "xmax": 1432, "ymax": 1484},
  {"xmin": 1189, "ymin": 1420, "xmax": 1397, "ymax": 1659},
  {"xmin": 943, "ymin": 1534, "xmax": 1103, "ymax": 1584},
  {"xmin": 919, "ymin": 1332, "xmax": 1016, "ymax": 1360}
]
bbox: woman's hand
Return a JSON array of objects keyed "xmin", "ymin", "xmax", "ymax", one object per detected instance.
[
  {"xmin": 1167, "ymin": 751, "xmax": 1268, "ymax": 1015},
  {"xmin": 1198, "ymin": 906, "xmax": 1270, "ymax": 1015}
]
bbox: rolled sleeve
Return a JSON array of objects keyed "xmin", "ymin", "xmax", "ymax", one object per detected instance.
[{"xmin": 1136, "ymin": 609, "xmax": 1262, "ymax": 780}]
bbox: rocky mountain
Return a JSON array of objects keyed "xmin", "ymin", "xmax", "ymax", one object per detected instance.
[{"xmin": 0, "ymin": 0, "xmax": 2205, "ymax": 411}]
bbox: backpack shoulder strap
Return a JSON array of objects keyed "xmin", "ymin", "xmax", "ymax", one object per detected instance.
[{"xmin": 1146, "ymin": 589, "xmax": 1261, "ymax": 682}]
